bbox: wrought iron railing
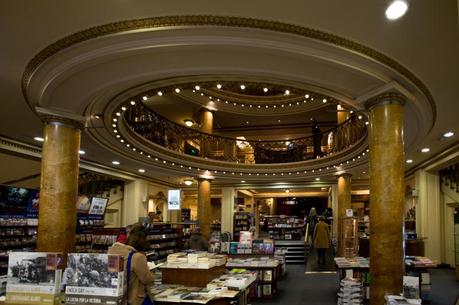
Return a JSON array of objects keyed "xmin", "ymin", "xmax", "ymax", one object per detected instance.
[{"xmin": 124, "ymin": 103, "xmax": 367, "ymax": 164}]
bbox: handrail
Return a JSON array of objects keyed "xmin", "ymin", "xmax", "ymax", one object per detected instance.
[{"xmin": 123, "ymin": 102, "xmax": 367, "ymax": 164}]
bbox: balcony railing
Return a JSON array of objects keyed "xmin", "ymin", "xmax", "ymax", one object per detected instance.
[{"xmin": 124, "ymin": 103, "xmax": 367, "ymax": 164}]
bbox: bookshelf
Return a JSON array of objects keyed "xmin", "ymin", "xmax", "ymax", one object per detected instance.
[
  {"xmin": 90, "ymin": 227, "xmax": 124, "ymax": 253},
  {"xmin": 233, "ymin": 212, "xmax": 253, "ymax": 240},
  {"xmin": 146, "ymin": 225, "xmax": 181, "ymax": 263},
  {"xmin": 265, "ymin": 215, "xmax": 305, "ymax": 240}
]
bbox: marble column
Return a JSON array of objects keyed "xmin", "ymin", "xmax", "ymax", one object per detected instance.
[
  {"xmin": 337, "ymin": 174, "xmax": 352, "ymax": 257},
  {"xmin": 337, "ymin": 104, "xmax": 350, "ymax": 125},
  {"xmin": 198, "ymin": 179, "xmax": 212, "ymax": 239},
  {"xmin": 221, "ymin": 187, "xmax": 235, "ymax": 236},
  {"xmin": 37, "ymin": 120, "xmax": 81, "ymax": 254},
  {"xmin": 200, "ymin": 109, "xmax": 213, "ymax": 158},
  {"xmin": 254, "ymin": 201, "xmax": 260, "ymax": 238},
  {"xmin": 367, "ymin": 94, "xmax": 405, "ymax": 305}
]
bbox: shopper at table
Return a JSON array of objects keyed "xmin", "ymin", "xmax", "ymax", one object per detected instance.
[
  {"xmin": 108, "ymin": 224, "xmax": 154, "ymax": 305},
  {"xmin": 313, "ymin": 216, "xmax": 331, "ymax": 265},
  {"xmin": 185, "ymin": 228, "xmax": 209, "ymax": 251}
]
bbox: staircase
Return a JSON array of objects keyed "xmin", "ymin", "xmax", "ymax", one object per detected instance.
[
  {"xmin": 274, "ymin": 240, "xmax": 306, "ymax": 264},
  {"xmin": 440, "ymin": 164, "xmax": 459, "ymax": 203}
]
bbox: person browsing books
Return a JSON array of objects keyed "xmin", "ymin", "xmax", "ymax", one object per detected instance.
[
  {"xmin": 108, "ymin": 224, "xmax": 154, "ymax": 305},
  {"xmin": 313, "ymin": 216, "xmax": 331, "ymax": 265},
  {"xmin": 185, "ymin": 228, "xmax": 209, "ymax": 251}
]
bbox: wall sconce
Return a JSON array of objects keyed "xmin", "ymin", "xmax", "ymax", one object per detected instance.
[{"xmin": 184, "ymin": 179, "xmax": 193, "ymax": 186}]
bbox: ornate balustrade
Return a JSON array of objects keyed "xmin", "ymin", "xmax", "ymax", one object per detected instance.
[{"xmin": 124, "ymin": 103, "xmax": 367, "ymax": 164}]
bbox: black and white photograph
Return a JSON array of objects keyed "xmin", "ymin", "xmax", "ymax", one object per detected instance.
[
  {"xmin": 65, "ymin": 254, "xmax": 121, "ymax": 289},
  {"xmin": 7, "ymin": 252, "xmax": 58, "ymax": 286}
]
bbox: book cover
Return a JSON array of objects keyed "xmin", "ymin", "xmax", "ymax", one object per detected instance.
[
  {"xmin": 263, "ymin": 270, "xmax": 273, "ymax": 282},
  {"xmin": 64, "ymin": 253, "xmax": 124, "ymax": 305},
  {"xmin": 6, "ymin": 252, "xmax": 64, "ymax": 305}
]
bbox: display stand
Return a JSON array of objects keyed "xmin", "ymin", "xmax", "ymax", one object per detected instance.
[
  {"xmin": 161, "ymin": 265, "xmax": 226, "ymax": 287},
  {"xmin": 343, "ymin": 217, "xmax": 359, "ymax": 257}
]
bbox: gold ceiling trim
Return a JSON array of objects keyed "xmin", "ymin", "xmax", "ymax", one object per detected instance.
[{"xmin": 22, "ymin": 15, "xmax": 436, "ymax": 124}]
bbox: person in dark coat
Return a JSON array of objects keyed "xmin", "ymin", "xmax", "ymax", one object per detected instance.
[
  {"xmin": 185, "ymin": 228, "xmax": 209, "ymax": 251},
  {"xmin": 313, "ymin": 216, "xmax": 331, "ymax": 265}
]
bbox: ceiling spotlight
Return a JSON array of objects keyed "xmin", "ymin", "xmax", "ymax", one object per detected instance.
[
  {"xmin": 175, "ymin": 88, "xmax": 181, "ymax": 93},
  {"xmin": 142, "ymin": 96, "xmax": 148, "ymax": 101},
  {"xmin": 195, "ymin": 85, "xmax": 200, "ymax": 90},
  {"xmin": 285, "ymin": 141, "xmax": 291, "ymax": 146},
  {"xmin": 112, "ymin": 161, "xmax": 120, "ymax": 165},
  {"xmin": 121, "ymin": 107, "xmax": 127, "ymax": 111},
  {"xmin": 315, "ymin": 178, "xmax": 321, "ymax": 181},
  {"xmin": 285, "ymin": 90, "xmax": 290, "ymax": 95},
  {"xmin": 386, "ymin": 0, "xmax": 408, "ymax": 20},
  {"xmin": 240, "ymin": 84, "xmax": 246, "ymax": 90},
  {"xmin": 365, "ymin": 121, "xmax": 369, "ymax": 125},
  {"xmin": 305, "ymin": 94, "xmax": 309, "ymax": 98},
  {"xmin": 34, "ymin": 137, "xmax": 44, "ymax": 142},
  {"xmin": 93, "ymin": 114, "xmax": 101, "ymax": 119},
  {"xmin": 79, "ymin": 150, "xmax": 85, "ymax": 155},
  {"xmin": 443, "ymin": 131, "xmax": 454, "ymax": 138},
  {"xmin": 358, "ymin": 115, "xmax": 363, "ymax": 119},
  {"xmin": 184, "ymin": 179, "xmax": 193, "ymax": 186},
  {"xmin": 113, "ymin": 118, "xmax": 117, "ymax": 122},
  {"xmin": 184, "ymin": 119, "xmax": 193, "ymax": 127},
  {"xmin": 138, "ymin": 169, "xmax": 145, "ymax": 173},
  {"xmin": 421, "ymin": 148, "xmax": 430, "ymax": 153},
  {"xmin": 216, "ymin": 84, "xmax": 222, "ymax": 89},
  {"xmin": 406, "ymin": 159, "xmax": 413, "ymax": 164},
  {"xmin": 246, "ymin": 121, "xmax": 249, "ymax": 125},
  {"xmin": 115, "ymin": 112, "xmax": 121, "ymax": 117},
  {"xmin": 130, "ymin": 101, "xmax": 136, "ymax": 105},
  {"xmin": 263, "ymin": 87, "xmax": 268, "ymax": 93},
  {"xmin": 112, "ymin": 124, "xmax": 116, "ymax": 128},
  {"xmin": 241, "ymin": 180, "xmax": 246, "ymax": 183},
  {"xmin": 285, "ymin": 189, "xmax": 290, "ymax": 194},
  {"xmin": 322, "ymin": 98, "xmax": 327, "ymax": 103},
  {"xmin": 157, "ymin": 91, "xmax": 163, "ymax": 96}
]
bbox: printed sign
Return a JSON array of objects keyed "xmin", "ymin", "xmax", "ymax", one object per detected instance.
[{"xmin": 167, "ymin": 190, "xmax": 181, "ymax": 210}]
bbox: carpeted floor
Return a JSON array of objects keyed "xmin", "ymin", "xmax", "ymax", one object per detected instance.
[{"xmin": 251, "ymin": 264, "xmax": 459, "ymax": 305}]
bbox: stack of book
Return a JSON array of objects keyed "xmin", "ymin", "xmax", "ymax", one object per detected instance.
[
  {"xmin": 384, "ymin": 295, "xmax": 421, "ymax": 305},
  {"xmin": 334, "ymin": 257, "xmax": 369, "ymax": 268},
  {"xmin": 164, "ymin": 252, "xmax": 227, "ymax": 269},
  {"xmin": 337, "ymin": 278, "xmax": 363, "ymax": 305}
]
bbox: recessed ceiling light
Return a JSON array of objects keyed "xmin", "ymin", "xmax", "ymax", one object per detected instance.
[
  {"xmin": 386, "ymin": 0, "xmax": 408, "ymax": 20},
  {"xmin": 113, "ymin": 118, "xmax": 117, "ymax": 122},
  {"xmin": 285, "ymin": 189, "xmax": 290, "ymax": 194},
  {"xmin": 322, "ymin": 98, "xmax": 327, "ymax": 103},
  {"xmin": 142, "ymin": 96, "xmax": 148, "ymax": 101},
  {"xmin": 315, "ymin": 178, "xmax": 320, "ymax": 181},
  {"xmin": 175, "ymin": 88, "xmax": 181, "ymax": 93},
  {"xmin": 358, "ymin": 115, "xmax": 362, "ymax": 119},
  {"xmin": 34, "ymin": 137, "xmax": 44, "ymax": 142},
  {"xmin": 240, "ymin": 84, "xmax": 246, "ymax": 90},
  {"xmin": 305, "ymin": 94, "xmax": 309, "ymax": 98},
  {"xmin": 157, "ymin": 91, "xmax": 163, "ymax": 96},
  {"xmin": 443, "ymin": 131, "xmax": 454, "ymax": 138},
  {"xmin": 195, "ymin": 85, "xmax": 200, "ymax": 90},
  {"xmin": 285, "ymin": 90, "xmax": 290, "ymax": 95},
  {"xmin": 246, "ymin": 121, "xmax": 249, "ymax": 124},
  {"xmin": 112, "ymin": 161, "xmax": 120, "ymax": 165},
  {"xmin": 216, "ymin": 84, "xmax": 222, "ymax": 89},
  {"xmin": 184, "ymin": 119, "xmax": 193, "ymax": 127},
  {"xmin": 112, "ymin": 124, "xmax": 116, "ymax": 128},
  {"xmin": 421, "ymin": 148, "xmax": 430, "ymax": 153},
  {"xmin": 121, "ymin": 107, "xmax": 127, "ymax": 111},
  {"xmin": 115, "ymin": 112, "xmax": 121, "ymax": 117},
  {"xmin": 79, "ymin": 150, "xmax": 85, "ymax": 155},
  {"xmin": 365, "ymin": 121, "xmax": 369, "ymax": 125},
  {"xmin": 138, "ymin": 169, "xmax": 145, "ymax": 173},
  {"xmin": 285, "ymin": 141, "xmax": 291, "ymax": 146},
  {"xmin": 263, "ymin": 87, "xmax": 268, "ymax": 93},
  {"xmin": 241, "ymin": 180, "xmax": 246, "ymax": 183},
  {"xmin": 130, "ymin": 101, "xmax": 136, "ymax": 105},
  {"xmin": 184, "ymin": 179, "xmax": 193, "ymax": 186},
  {"xmin": 278, "ymin": 119, "xmax": 281, "ymax": 123},
  {"xmin": 406, "ymin": 159, "xmax": 413, "ymax": 164}
]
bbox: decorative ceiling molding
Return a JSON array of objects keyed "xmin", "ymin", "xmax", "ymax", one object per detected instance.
[{"xmin": 22, "ymin": 15, "xmax": 436, "ymax": 127}]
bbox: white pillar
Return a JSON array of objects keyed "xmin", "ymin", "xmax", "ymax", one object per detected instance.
[
  {"xmin": 221, "ymin": 187, "xmax": 235, "ymax": 235},
  {"xmin": 415, "ymin": 170, "xmax": 441, "ymax": 261},
  {"xmin": 331, "ymin": 184, "xmax": 339, "ymax": 240},
  {"xmin": 122, "ymin": 179, "xmax": 149, "ymax": 226}
]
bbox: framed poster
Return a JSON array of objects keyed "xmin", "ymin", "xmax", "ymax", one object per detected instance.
[
  {"xmin": 167, "ymin": 190, "xmax": 181, "ymax": 210},
  {"xmin": 88, "ymin": 197, "xmax": 108, "ymax": 215}
]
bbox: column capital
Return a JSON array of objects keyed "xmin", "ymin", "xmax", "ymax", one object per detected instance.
[
  {"xmin": 365, "ymin": 93, "xmax": 406, "ymax": 110},
  {"xmin": 36, "ymin": 107, "xmax": 86, "ymax": 129}
]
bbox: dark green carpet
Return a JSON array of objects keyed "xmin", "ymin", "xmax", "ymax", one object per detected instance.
[{"xmin": 251, "ymin": 265, "xmax": 458, "ymax": 305}]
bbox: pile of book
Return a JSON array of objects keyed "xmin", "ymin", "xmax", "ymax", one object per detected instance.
[
  {"xmin": 334, "ymin": 257, "xmax": 369, "ymax": 268},
  {"xmin": 207, "ymin": 271, "xmax": 257, "ymax": 291},
  {"xmin": 164, "ymin": 252, "xmax": 227, "ymax": 269},
  {"xmin": 220, "ymin": 239, "xmax": 274, "ymax": 255},
  {"xmin": 405, "ymin": 256, "xmax": 436, "ymax": 268},
  {"xmin": 337, "ymin": 278, "xmax": 363, "ymax": 305},
  {"xmin": 384, "ymin": 295, "xmax": 421, "ymax": 305},
  {"xmin": 226, "ymin": 257, "xmax": 279, "ymax": 268}
]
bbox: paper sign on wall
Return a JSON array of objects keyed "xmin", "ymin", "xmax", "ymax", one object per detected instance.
[
  {"xmin": 167, "ymin": 190, "xmax": 181, "ymax": 210},
  {"xmin": 346, "ymin": 209, "xmax": 354, "ymax": 217}
]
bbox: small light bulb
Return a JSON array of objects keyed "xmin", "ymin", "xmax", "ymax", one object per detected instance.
[
  {"xmin": 130, "ymin": 101, "xmax": 136, "ymax": 105},
  {"xmin": 263, "ymin": 88, "xmax": 268, "ymax": 93},
  {"xmin": 157, "ymin": 91, "xmax": 163, "ymax": 96},
  {"xmin": 240, "ymin": 84, "xmax": 246, "ymax": 90},
  {"xmin": 217, "ymin": 84, "xmax": 222, "ymax": 89},
  {"xmin": 175, "ymin": 88, "xmax": 181, "ymax": 93},
  {"xmin": 285, "ymin": 90, "xmax": 290, "ymax": 95},
  {"xmin": 142, "ymin": 96, "xmax": 148, "ymax": 100},
  {"xmin": 195, "ymin": 85, "xmax": 200, "ymax": 90}
]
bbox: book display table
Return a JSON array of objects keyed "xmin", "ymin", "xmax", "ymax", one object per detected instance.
[{"xmin": 161, "ymin": 265, "xmax": 226, "ymax": 288}]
